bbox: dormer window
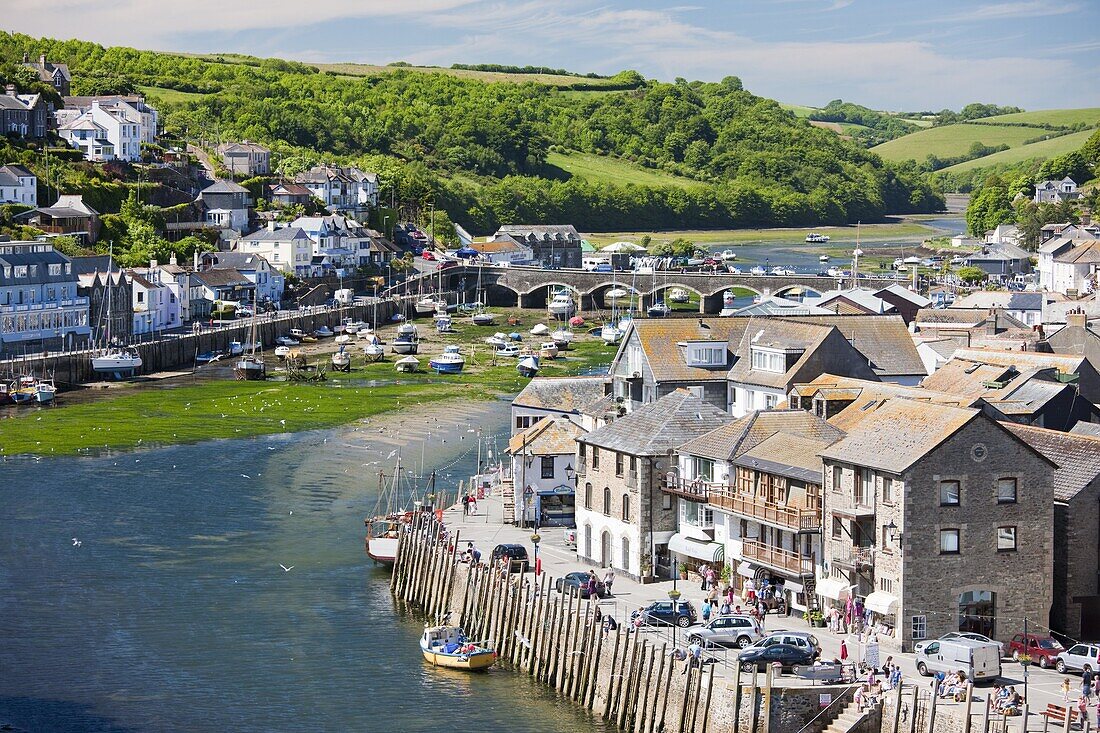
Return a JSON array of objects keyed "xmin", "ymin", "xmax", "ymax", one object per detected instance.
[
  {"xmin": 750, "ymin": 347, "xmax": 785, "ymax": 372},
  {"xmin": 682, "ymin": 341, "xmax": 725, "ymax": 367}
]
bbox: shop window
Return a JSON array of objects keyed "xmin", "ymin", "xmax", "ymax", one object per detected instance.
[{"xmin": 958, "ymin": 590, "xmax": 996, "ymax": 638}]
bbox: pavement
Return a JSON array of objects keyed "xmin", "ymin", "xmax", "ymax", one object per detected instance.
[{"xmin": 441, "ymin": 491, "xmax": 1092, "ymax": 731}]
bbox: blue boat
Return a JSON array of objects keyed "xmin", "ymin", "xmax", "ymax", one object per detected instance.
[{"xmin": 429, "ymin": 345, "xmax": 465, "ymax": 374}]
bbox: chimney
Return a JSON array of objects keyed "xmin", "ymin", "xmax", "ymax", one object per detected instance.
[
  {"xmin": 169, "ymin": 253, "xmax": 177, "ymax": 266},
  {"xmin": 1081, "ymin": 211, "xmax": 1092, "ymax": 227},
  {"xmin": 1067, "ymin": 309, "xmax": 1087, "ymax": 329},
  {"xmin": 39, "ymin": 53, "xmax": 47, "ymax": 68},
  {"xmin": 267, "ymin": 221, "xmax": 277, "ymax": 232},
  {"xmin": 150, "ymin": 259, "xmax": 158, "ymax": 269},
  {"xmin": 5, "ymin": 84, "xmax": 15, "ymax": 97}
]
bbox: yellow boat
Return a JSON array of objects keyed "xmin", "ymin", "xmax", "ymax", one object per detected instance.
[{"xmin": 420, "ymin": 625, "xmax": 497, "ymax": 671}]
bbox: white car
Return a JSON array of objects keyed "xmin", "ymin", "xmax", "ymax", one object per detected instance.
[{"xmin": 1055, "ymin": 643, "xmax": 1100, "ymax": 675}]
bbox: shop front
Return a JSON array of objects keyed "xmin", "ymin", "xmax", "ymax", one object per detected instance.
[{"xmin": 536, "ymin": 485, "xmax": 576, "ymax": 527}]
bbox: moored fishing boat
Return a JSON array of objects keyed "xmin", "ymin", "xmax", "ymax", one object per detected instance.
[
  {"xmin": 331, "ymin": 346, "xmax": 352, "ymax": 371},
  {"xmin": 551, "ymin": 328, "xmax": 573, "ymax": 349},
  {"xmin": 647, "ymin": 301, "xmax": 671, "ymax": 318},
  {"xmin": 420, "ymin": 625, "xmax": 496, "ymax": 671},
  {"xmin": 721, "ymin": 249, "xmax": 737, "ymax": 261},
  {"xmin": 274, "ymin": 345, "xmax": 291, "ymax": 359},
  {"xmin": 234, "ymin": 301, "xmax": 267, "ymax": 380},
  {"xmin": 471, "ymin": 311, "xmax": 495, "ymax": 326},
  {"xmin": 429, "ymin": 345, "xmax": 465, "ymax": 374},
  {"xmin": 392, "ymin": 323, "xmax": 419, "ymax": 355},
  {"xmin": 668, "ymin": 288, "xmax": 689, "ymax": 303},
  {"xmin": 363, "ymin": 341, "xmax": 385, "ymax": 362},
  {"xmin": 547, "ymin": 291, "xmax": 575, "ymax": 319},
  {"xmin": 414, "ymin": 296, "xmax": 437, "ymax": 316},
  {"xmin": 314, "ymin": 325, "xmax": 334, "ymax": 338},
  {"xmin": 485, "ymin": 332, "xmax": 508, "ymax": 348}
]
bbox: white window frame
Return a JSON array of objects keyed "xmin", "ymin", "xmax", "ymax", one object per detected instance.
[{"xmin": 911, "ymin": 615, "xmax": 927, "ymax": 640}]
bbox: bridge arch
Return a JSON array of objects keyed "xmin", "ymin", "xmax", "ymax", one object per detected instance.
[
  {"xmin": 587, "ymin": 281, "xmax": 645, "ymax": 310},
  {"xmin": 772, "ymin": 283, "xmax": 825, "ymax": 300},
  {"xmin": 517, "ymin": 281, "xmax": 581, "ymax": 310}
]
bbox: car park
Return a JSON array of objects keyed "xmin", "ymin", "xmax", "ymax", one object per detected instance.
[
  {"xmin": 737, "ymin": 643, "xmax": 816, "ymax": 673},
  {"xmin": 489, "ymin": 544, "xmax": 530, "ymax": 572},
  {"xmin": 1055, "ymin": 643, "xmax": 1100, "ymax": 675},
  {"xmin": 687, "ymin": 615, "xmax": 764, "ymax": 649},
  {"xmin": 641, "ymin": 600, "xmax": 697, "ymax": 628},
  {"xmin": 555, "ymin": 571, "xmax": 607, "ymax": 599},
  {"xmin": 1008, "ymin": 633, "xmax": 1063, "ymax": 668}
]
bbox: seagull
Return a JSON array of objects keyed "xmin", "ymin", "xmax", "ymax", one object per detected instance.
[
  {"xmin": 279, "ymin": 564, "xmax": 294, "ymax": 572},
  {"xmin": 71, "ymin": 538, "xmax": 81, "ymax": 547},
  {"xmin": 267, "ymin": 446, "xmax": 276, "ymax": 451},
  {"xmin": 241, "ymin": 474, "xmax": 251, "ymax": 479}
]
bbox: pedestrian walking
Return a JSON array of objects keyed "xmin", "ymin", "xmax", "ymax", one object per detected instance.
[
  {"xmin": 840, "ymin": 638, "xmax": 849, "ymax": 663},
  {"xmin": 462, "ymin": 494, "xmax": 470, "ymax": 516},
  {"xmin": 701, "ymin": 599, "xmax": 712, "ymax": 623},
  {"xmin": 698, "ymin": 563, "xmax": 709, "ymax": 591},
  {"xmin": 602, "ymin": 568, "xmax": 615, "ymax": 597},
  {"xmin": 1084, "ymin": 667, "xmax": 1095, "ymax": 700},
  {"xmin": 1094, "ymin": 673, "xmax": 1100, "ymax": 700},
  {"xmin": 1062, "ymin": 677, "xmax": 1072, "ymax": 702}
]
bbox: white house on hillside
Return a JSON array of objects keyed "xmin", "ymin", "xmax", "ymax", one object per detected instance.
[
  {"xmin": 57, "ymin": 100, "xmax": 144, "ymax": 161},
  {"xmin": 1034, "ymin": 177, "xmax": 1080, "ymax": 204},
  {"xmin": 1039, "ymin": 237, "xmax": 1100, "ymax": 295},
  {"xmin": 0, "ymin": 164, "xmax": 36, "ymax": 206},
  {"xmin": 234, "ymin": 224, "xmax": 315, "ymax": 276}
]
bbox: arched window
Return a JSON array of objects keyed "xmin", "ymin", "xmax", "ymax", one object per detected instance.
[
  {"xmin": 622, "ymin": 494, "xmax": 631, "ymax": 522},
  {"xmin": 622, "ymin": 536, "xmax": 631, "ymax": 570},
  {"xmin": 583, "ymin": 524, "xmax": 592, "ymax": 559},
  {"xmin": 585, "ymin": 482, "xmax": 593, "ymax": 509},
  {"xmin": 603, "ymin": 487, "xmax": 612, "ymax": 515}
]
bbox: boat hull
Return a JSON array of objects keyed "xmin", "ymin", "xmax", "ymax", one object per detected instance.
[
  {"xmin": 392, "ymin": 342, "xmax": 419, "ymax": 355},
  {"xmin": 421, "ymin": 648, "xmax": 497, "ymax": 670},
  {"xmin": 429, "ymin": 360, "xmax": 464, "ymax": 374},
  {"xmin": 471, "ymin": 314, "xmax": 495, "ymax": 326},
  {"xmin": 233, "ymin": 359, "xmax": 266, "ymax": 381},
  {"xmin": 366, "ymin": 536, "xmax": 399, "ymax": 565}
]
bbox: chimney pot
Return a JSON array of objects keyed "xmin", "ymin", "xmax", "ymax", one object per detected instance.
[
  {"xmin": 5, "ymin": 84, "xmax": 15, "ymax": 96},
  {"xmin": 267, "ymin": 221, "xmax": 276, "ymax": 232},
  {"xmin": 39, "ymin": 53, "xmax": 47, "ymax": 67},
  {"xmin": 1067, "ymin": 310, "xmax": 1087, "ymax": 328}
]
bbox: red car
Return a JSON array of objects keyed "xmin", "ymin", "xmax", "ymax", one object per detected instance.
[
  {"xmin": 420, "ymin": 250, "xmax": 436, "ymax": 261},
  {"xmin": 1008, "ymin": 633, "xmax": 1063, "ymax": 668}
]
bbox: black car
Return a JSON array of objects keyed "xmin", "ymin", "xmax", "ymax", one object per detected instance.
[
  {"xmin": 737, "ymin": 643, "xmax": 816, "ymax": 673},
  {"xmin": 641, "ymin": 600, "xmax": 697, "ymax": 628},
  {"xmin": 490, "ymin": 544, "xmax": 530, "ymax": 572},
  {"xmin": 555, "ymin": 572, "xmax": 607, "ymax": 599}
]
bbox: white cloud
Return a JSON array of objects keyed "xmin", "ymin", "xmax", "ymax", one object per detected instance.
[{"xmin": 936, "ymin": 1, "xmax": 1079, "ymax": 23}]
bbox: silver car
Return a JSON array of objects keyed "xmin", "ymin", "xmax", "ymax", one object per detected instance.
[
  {"xmin": 687, "ymin": 615, "xmax": 764, "ymax": 650},
  {"xmin": 1056, "ymin": 643, "xmax": 1100, "ymax": 675}
]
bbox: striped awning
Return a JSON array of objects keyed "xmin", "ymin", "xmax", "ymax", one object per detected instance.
[
  {"xmin": 815, "ymin": 578, "xmax": 851, "ymax": 601},
  {"xmin": 668, "ymin": 533, "xmax": 724, "ymax": 563}
]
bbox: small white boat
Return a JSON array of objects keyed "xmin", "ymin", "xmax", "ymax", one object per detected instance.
[
  {"xmin": 233, "ymin": 355, "xmax": 266, "ymax": 381},
  {"xmin": 647, "ymin": 302, "xmax": 671, "ymax": 318},
  {"xmin": 395, "ymin": 355, "xmax": 420, "ymax": 373},
  {"xmin": 605, "ymin": 287, "xmax": 629, "ymax": 304},
  {"xmin": 314, "ymin": 326, "xmax": 334, "ymax": 338},
  {"xmin": 392, "ymin": 335, "xmax": 419, "ymax": 355},
  {"xmin": 356, "ymin": 326, "xmax": 376, "ymax": 340},
  {"xmin": 229, "ymin": 341, "xmax": 244, "ymax": 356},
  {"xmin": 721, "ymin": 249, "xmax": 737, "ymax": 261},
  {"xmin": 334, "ymin": 334, "xmax": 352, "ymax": 345},
  {"xmin": 331, "ymin": 347, "xmax": 352, "ymax": 371},
  {"xmin": 539, "ymin": 341, "xmax": 559, "ymax": 359},
  {"xmin": 276, "ymin": 335, "xmax": 300, "ymax": 346},
  {"xmin": 275, "ymin": 345, "xmax": 291, "ymax": 359},
  {"xmin": 770, "ymin": 266, "xmax": 794, "ymax": 276},
  {"xmin": 551, "ymin": 329, "xmax": 574, "ymax": 349},
  {"xmin": 415, "ymin": 296, "xmax": 438, "ymax": 315},
  {"xmin": 750, "ymin": 266, "xmax": 767, "ymax": 276},
  {"xmin": 486, "ymin": 332, "xmax": 509, "ymax": 348},
  {"xmin": 723, "ymin": 290, "xmax": 736, "ymax": 308},
  {"xmin": 530, "ymin": 323, "xmax": 550, "ymax": 336},
  {"xmin": 727, "ymin": 265, "xmax": 742, "ymax": 274},
  {"xmin": 819, "ymin": 255, "xmax": 830, "ymax": 262},
  {"xmin": 547, "ymin": 291, "xmax": 575, "ymax": 318},
  {"xmin": 35, "ymin": 380, "xmax": 56, "ymax": 403},
  {"xmin": 805, "ymin": 233, "xmax": 830, "ymax": 243},
  {"xmin": 495, "ymin": 343, "xmax": 521, "ymax": 358},
  {"xmin": 600, "ymin": 324, "xmax": 622, "ymax": 344},
  {"xmin": 435, "ymin": 314, "xmax": 453, "ymax": 333},
  {"xmin": 289, "ymin": 328, "xmax": 306, "ymax": 339},
  {"xmin": 429, "ymin": 345, "xmax": 465, "ymax": 374},
  {"xmin": 397, "ymin": 322, "xmax": 418, "ymax": 338},
  {"xmin": 363, "ymin": 342, "xmax": 385, "ymax": 362},
  {"xmin": 517, "ymin": 354, "xmax": 540, "ymax": 377},
  {"xmin": 471, "ymin": 311, "xmax": 495, "ymax": 326},
  {"xmin": 668, "ymin": 288, "xmax": 689, "ymax": 303}
]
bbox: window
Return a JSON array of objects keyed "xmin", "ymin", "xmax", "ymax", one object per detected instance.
[
  {"xmin": 996, "ymin": 478, "xmax": 1017, "ymax": 504},
  {"xmin": 881, "ymin": 524, "xmax": 893, "ymax": 551},
  {"xmin": 958, "ymin": 590, "xmax": 996, "ymax": 637},
  {"xmin": 28, "ymin": 265, "xmax": 36, "ymax": 277},
  {"xmin": 662, "ymin": 494, "xmax": 672, "ymax": 510},
  {"xmin": 615, "ymin": 453, "xmax": 624, "ymax": 477},
  {"xmin": 603, "ymin": 487, "xmax": 611, "ymax": 515},
  {"xmin": 940, "ymin": 529, "xmax": 960, "ymax": 554},
  {"xmin": 541, "ymin": 456, "xmax": 555, "ymax": 480},
  {"xmin": 14, "ymin": 265, "xmax": 26, "ymax": 278},
  {"xmin": 879, "ymin": 577, "xmax": 894, "ymax": 593},
  {"xmin": 622, "ymin": 495, "xmax": 630, "ymax": 522},
  {"xmin": 694, "ymin": 457, "xmax": 714, "ymax": 482},
  {"xmin": 137, "ymin": 291, "xmax": 144, "ymax": 303},
  {"xmin": 997, "ymin": 526, "xmax": 1017, "ymax": 551},
  {"xmin": 832, "ymin": 516, "xmax": 843, "ymax": 540},
  {"xmin": 882, "ymin": 477, "xmax": 894, "ymax": 504},
  {"xmin": 750, "ymin": 348, "xmax": 784, "ymax": 373},
  {"xmin": 856, "ymin": 468, "xmax": 872, "ymax": 506},
  {"xmin": 686, "ymin": 385, "xmax": 704, "ymax": 399},
  {"xmin": 764, "ymin": 394, "xmax": 778, "ymax": 409},
  {"xmin": 832, "ymin": 467, "xmax": 842, "ymax": 492},
  {"xmin": 592, "ymin": 447, "xmax": 600, "ymax": 470},
  {"xmin": 939, "ymin": 480, "xmax": 960, "ymax": 506},
  {"xmin": 629, "ymin": 456, "xmax": 636, "ymax": 475},
  {"xmin": 911, "ymin": 615, "xmax": 927, "ymax": 641},
  {"xmin": 685, "ymin": 344, "xmax": 725, "ymax": 366},
  {"xmin": 585, "ymin": 482, "xmax": 592, "ymax": 509},
  {"xmin": 621, "ymin": 536, "xmax": 630, "ymax": 568},
  {"xmin": 48, "ymin": 263, "xmax": 61, "ymax": 276}
]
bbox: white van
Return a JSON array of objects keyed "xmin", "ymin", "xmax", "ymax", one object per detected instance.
[{"xmin": 914, "ymin": 638, "xmax": 1002, "ymax": 682}]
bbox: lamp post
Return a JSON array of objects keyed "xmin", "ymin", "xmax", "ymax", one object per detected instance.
[
  {"xmin": 669, "ymin": 583, "xmax": 682, "ymax": 650},
  {"xmin": 1020, "ymin": 616, "xmax": 1031, "ymax": 703},
  {"xmin": 531, "ymin": 532, "xmax": 541, "ymax": 577}
]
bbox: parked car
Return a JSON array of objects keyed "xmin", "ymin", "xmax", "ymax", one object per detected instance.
[
  {"xmin": 1008, "ymin": 633, "xmax": 1063, "ymax": 668},
  {"xmin": 640, "ymin": 600, "xmax": 697, "ymax": 628},
  {"xmin": 1055, "ymin": 643, "xmax": 1100, "ymax": 675},
  {"xmin": 687, "ymin": 615, "xmax": 764, "ymax": 649},
  {"xmin": 737, "ymin": 643, "xmax": 815, "ymax": 673},
  {"xmin": 940, "ymin": 632, "xmax": 1004, "ymax": 657},
  {"xmin": 421, "ymin": 250, "xmax": 436, "ymax": 261},
  {"xmin": 489, "ymin": 543, "xmax": 530, "ymax": 573},
  {"xmin": 439, "ymin": 261, "xmax": 460, "ymax": 270},
  {"xmin": 750, "ymin": 631, "xmax": 821, "ymax": 658},
  {"xmin": 555, "ymin": 571, "xmax": 607, "ymax": 599},
  {"xmin": 914, "ymin": 638, "xmax": 1002, "ymax": 682}
]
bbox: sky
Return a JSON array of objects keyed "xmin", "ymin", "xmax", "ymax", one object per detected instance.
[{"xmin": 6, "ymin": 0, "xmax": 1100, "ymax": 110}]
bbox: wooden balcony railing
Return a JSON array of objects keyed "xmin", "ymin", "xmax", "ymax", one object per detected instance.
[
  {"xmin": 834, "ymin": 544, "xmax": 875, "ymax": 569},
  {"xmin": 661, "ymin": 474, "xmax": 716, "ymax": 502},
  {"xmin": 709, "ymin": 488, "xmax": 821, "ymax": 532},
  {"xmin": 742, "ymin": 538, "xmax": 815, "ymax": 577}
]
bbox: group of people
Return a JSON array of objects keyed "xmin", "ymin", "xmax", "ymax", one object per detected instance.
[
  {"xmin": 1061, "ymin": 667, "xmax": 1100, "ymax": 727},
  {"xmin": 935, "ymin": 670, "xmax": 969, "ymax": 702},
  {"xmin": 692, "ymin": 565, "xmax": 780, "ymax": 627},
  {"xmin": 990, "ymin": 684, "xmax": 1024, "ymax": 716},
  {"xmin": 460, "ymin": 492, "xmax": 479, "ymax": 516}
]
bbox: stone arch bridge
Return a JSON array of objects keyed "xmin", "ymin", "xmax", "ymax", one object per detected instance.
[{"xmin": 391, "ymin": 265, "xmax": 898, "ymax": 314}]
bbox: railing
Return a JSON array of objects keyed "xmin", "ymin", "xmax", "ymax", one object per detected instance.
[
  {"xmin": 742, "ymin": 539, "xmax": 815, "ymax": 576},
  {"xmin": 837, "ymin": 545, "xmax": 875, "ymax": 568},
  {"xmin": 709, "ymin": 487, "xmax": 821, "ymax": 531},
  {"xmin": 661, "ymin": 475, "xmax": 716, "ymax": 501}
]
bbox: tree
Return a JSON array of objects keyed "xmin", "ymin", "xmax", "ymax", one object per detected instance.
[
  {"xmin": 956, "ymin": 266, "xmax": 987, "ymax": 284},
  {"xmin": 966, "ymin": 179, "xmax": 1013, "ymax": 237}
]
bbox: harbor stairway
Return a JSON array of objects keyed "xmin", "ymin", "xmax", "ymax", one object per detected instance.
[{"xmin": 501, "ymin": 478, "xmax": 515, "ymax": 524}]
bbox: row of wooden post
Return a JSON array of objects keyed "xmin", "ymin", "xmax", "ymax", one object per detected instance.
[
  {"xmin": 389, "ymin": 517, "xmax": 717, "ymax": 732},
  {"xmin": 885, "ymin": 680, "xmax": 1085, "ymax": 733}
]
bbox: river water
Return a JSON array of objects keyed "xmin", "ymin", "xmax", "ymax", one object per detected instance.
[{"xmin": 0, "ymin": 398, "xmax": 607, "ymax": 733}]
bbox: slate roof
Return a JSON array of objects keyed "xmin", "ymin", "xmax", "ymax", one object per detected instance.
[
  {"xmin": 820, "ymin": 398, "xmax": 981, "ymax": 474},
  {"xmin": 950, "ymin": 348, "xmax": 1086, "ymax": 375},
  {"xmin": 508, "ymin": 417, "xmax": 584, "ymax": 455},
  {"xmin": 239, "ymin": 226, "xmax": 311, "ymax": 243},
  {"xmin": 789, "ymin": 315, "xmax": 925, "ymax": 378},
  {"xmin": 952, "ymin": 291, "xmax": 1044, "ymax": 311},
  {"xmin": 200, "ymin": 180, "xmax": 250, "ymax": 195},
  {"xmin": 731, "ymin": 296, "xmax": 833, "ymax": 316},
  {"xmin": 497, "ymin": 224, "xmax": 580, "ymax": 240},
  {"xmin": 269, "ymin": 183, "xmax": 313, "ymax": 197},
  {"xmin": 679, "ymin": 409, "xmax": 844, "ymax": 462},
  {"xmin": 792, "ymin": 374, "xmax": 980, "ymax": 433},
  {"xmin": 203, "ymin": 252, "xmax": 271, "ymax": 271},
  {"xmin": 0, "ymin": 164, "xmax": 34, "ymax": 186},
  {"xmin": 472, "ymin": 234, "xmax": 529, "ymax": 253},
  {"xmin": 921, "ymin": 360, "xmax": 1016, "ymax": 396},
  {"xmin": 874, "ymin": 284, "xmax": 932, "ymax": 308},
  {"xmin": 732, "ymin": 432, "xmax": 837, "ymax": 484},
  {"xmin": 622, "ymin": 317, "xmax": 743, "ymax": 382},
  {"xmin": 1004, "ymin": 423, "xmax": 1100, "ymax": 501},
  {"xmin": 728, "ymin": 319, "xmax": 837, "ymax": 388},
  {"xmin": 1070, "ymin": 421, "xmax": 1100, "ymax": 438},
  {"xmin": 513, "ymin": 376, "xmax": 610, "ymax": 413},
  {"xmin": 192, "ymin": 268, "xmax": 251, "ymax": 287},
  {"xmin": 580, "ymin": 389, "xmax": 732, "ymax": 456},
  {"xmin": 1053, "ymin": 239, "xmax": 1100, "ymax": 265},
  {"xmin": 0, "ymin": 242, "xmax": 74, "ymax": 287},
  {"xmin": 805, "ymin": 288, "xmax": 895, "ymax": 315}
]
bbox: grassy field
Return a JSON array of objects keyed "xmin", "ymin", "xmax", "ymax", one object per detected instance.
[
  {"xmin": 980, "ymin": 108, "xmax": 1100, "ymax": 127},
  {"xmin": 872, "ymin": 123, "xmax": 1048, "ymax": 161},
  {"xmin": 939, "ymin": 129, "xmax": 1098, "ymax": 173},
  {"xmin": 546, "ymin": 150, "xmax": 702, "ymax": 188},
  {"xmin": 583, "ymin": 221, "xmax": 937, "ymax": 248},
  {"xmin": 780, "ymin": 103, "xmax": 819, "ymax": 118},
  {"xmin": 0, "ymin": 309, "xmax": 615, "ymax": 457},
  {"xmin": 137, "ymin": 85, "xmax": 209, "ymax": 104}
]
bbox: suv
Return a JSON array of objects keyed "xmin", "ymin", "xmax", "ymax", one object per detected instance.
[
  {"xmin": 489, "ymin": 544, "xmax": 530, "ymax": 573},
  {"xmin": 1055, "ymin": 643, "xmax": 1100, "ymax": 675},
  {"xmin": 641, "ymin": 600, "xmax": 697, "ymax": 628},
  {"xmin": 1008, "ymin": 633, "xmax": 1063, "ymax": 668},
  {"xmin": 688, "ymin": 615, "xmax": 763, "ymax": 649},
  {"xmin": 751, "ymin": 631, "xmax": 821, "ymax": 658}
]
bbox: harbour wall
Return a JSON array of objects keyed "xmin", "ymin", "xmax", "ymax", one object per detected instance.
[{"xmin": 390, "ymin": 510, "xmax": 877, "ymax": 733}]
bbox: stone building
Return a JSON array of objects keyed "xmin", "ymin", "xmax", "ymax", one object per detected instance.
[
  {"xmin": 574, "ymin": 389, "xmax": 731, "ymax": 580},
  {"xmin": 72, "ymin": 255, "xmax": 132, "ymax": 343},
  {"xmin": 495, "ymin": 224, "xmax": 583, "ymax": 269},
  {"xmin": 1004, "ymin": 424, "xmax": 1100, "ymax": 640},
  {"xmin": 819, "ymin": 398, "xmax": 1055, "ymax": 651}
]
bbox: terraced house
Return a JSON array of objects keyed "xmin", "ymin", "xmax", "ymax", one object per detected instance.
[{"xmin": 0, "ymin": 239, "xmax": 90, "ymax": 355}]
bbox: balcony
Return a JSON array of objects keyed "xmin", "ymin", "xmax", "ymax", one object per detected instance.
[
  {"xmin": 829, "ymin": 495, "xmax": 876, "ymax": 517},
  {"xmin": 741, "ymin": 538, "xmax": 815, "ymax": 577},
  {"xmin": 709, "ymin": 487, "xmax": 821, "ymax": 532},
  {"xmin": 832, "ymin": 544, "xmax": 875, "ymax": 570},
  {"xmin": 662, "ymin": 474, "xmax": 716, "ymax": 502}
]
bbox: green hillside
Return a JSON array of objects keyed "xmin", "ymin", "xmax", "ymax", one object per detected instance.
[
  {"xmin": 873, "ymin": 123, "xmax": 1045, "ymax": 161},
  {"xmin": 939, "ymin": 129, "xmax": 1098, "ymax": 173},
  {"xmin": 544, "ymin": 150, "xmax": 702, "ymax": 188},
  {"xmin": 980, "ymin": 108, "xmax": 1100, "ymax": 127}
]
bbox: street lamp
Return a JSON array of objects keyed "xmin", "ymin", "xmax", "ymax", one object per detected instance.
[
  {"xmin": 531, "ymin": 532, "xmax": 541, "ymax": 577},
  {"xmin": 668, "ymin": 585, "xmax": 682, "ymax": 649}
]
